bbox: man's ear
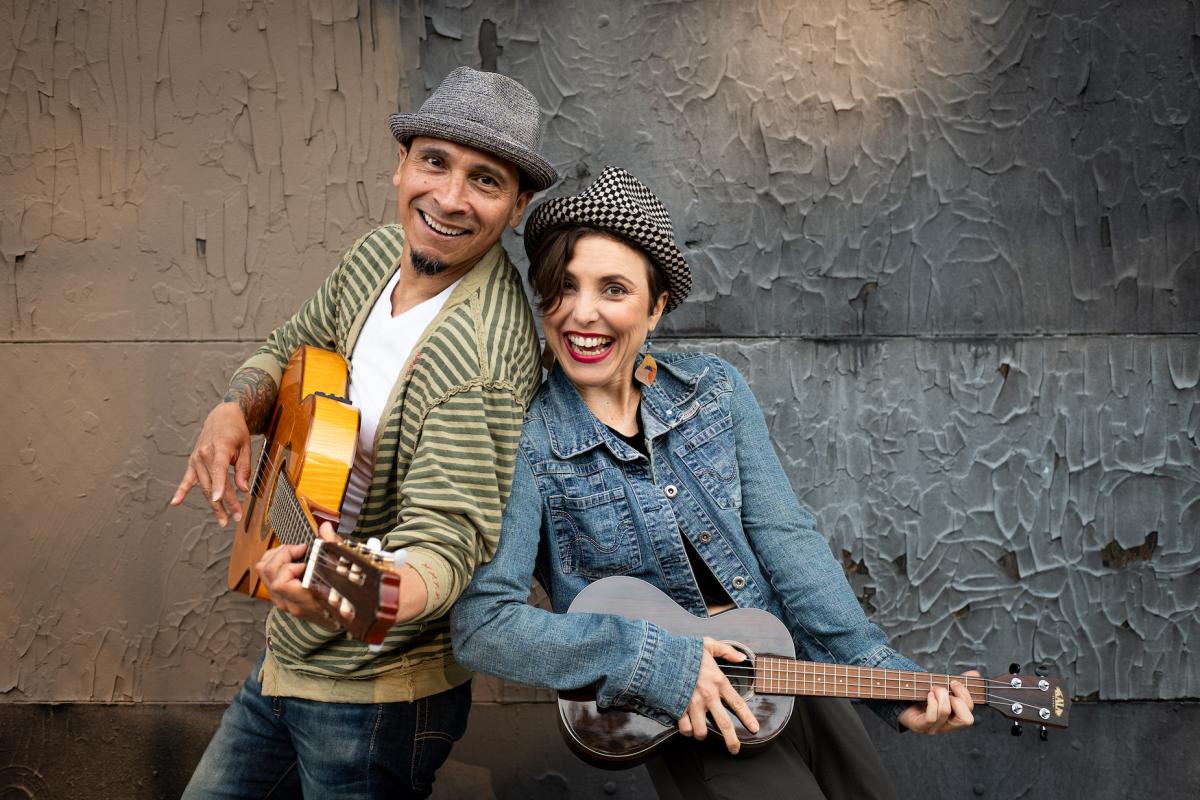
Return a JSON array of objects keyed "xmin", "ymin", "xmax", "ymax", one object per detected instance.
[
  {"xmin": 392, "ymin": 144, "xmax": 409, "ymax": 187},
  {"xmin": 508, "ymin": 189, "xmax": 535, "ymax": 228}
]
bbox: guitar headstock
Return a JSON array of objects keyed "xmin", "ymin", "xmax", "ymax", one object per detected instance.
[
  {"xmin": 987, "ymin": 664, "xmax": 1071, "ymax": 735},
  {"xmin": 302, "ymin": 539, "xmax": 402, "ymax": 645}
]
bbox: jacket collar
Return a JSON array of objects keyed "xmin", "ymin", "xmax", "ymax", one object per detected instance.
[{"xmin": 539, "ymin": 353, "xmax": 711, "ymax": 460}]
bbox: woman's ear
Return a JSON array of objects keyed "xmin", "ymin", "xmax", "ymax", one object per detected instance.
[{"xmin": 648, "ymin": 291, "xmax": 669, "ymax": 331}]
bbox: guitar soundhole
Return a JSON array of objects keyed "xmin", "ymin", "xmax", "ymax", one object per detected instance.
[{"xmin": 718, "ymin": 640, "xmax": 756, "ymax": 701}]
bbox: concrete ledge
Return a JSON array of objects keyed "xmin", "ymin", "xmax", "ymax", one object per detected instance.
[{"xmin": 1, "ymin": 701, "xmax": 1196, "ymax": 798}]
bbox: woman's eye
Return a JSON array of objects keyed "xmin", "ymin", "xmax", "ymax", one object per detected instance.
[{"xmin": 605, "ymin": 284, "xmax": 628, "ymax": 296}]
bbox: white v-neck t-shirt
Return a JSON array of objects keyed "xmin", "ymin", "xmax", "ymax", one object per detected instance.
[{"xmin": 337, "ymin": 271, "xmax": 460, "ymax": 535}]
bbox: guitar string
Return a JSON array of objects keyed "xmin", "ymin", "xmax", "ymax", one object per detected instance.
[
  {"xmin": 311, "ymin": 549, "xmax": 400, "ymax": 575},
  {"xmin": 249, "ymin": 447, "xmax": 311, "ymax": 546}
]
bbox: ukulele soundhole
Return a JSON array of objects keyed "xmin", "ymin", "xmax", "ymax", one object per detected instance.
[{"xmin": 718, "ymin": 640, "xmax": 756, "ymax": 700}]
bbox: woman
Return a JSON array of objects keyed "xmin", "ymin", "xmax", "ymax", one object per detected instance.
[{"xmin": 451, "ymin": 167, "xmax": 975, "ymax": 799}]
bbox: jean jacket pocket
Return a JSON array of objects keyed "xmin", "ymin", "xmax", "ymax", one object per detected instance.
[
  {"xmin": 549, "ymin": 487, "xmax": 643, "ymax": 579},
  {"xmin": 674, "ymin": 414, "xmax": 742, "ymax": 510}
]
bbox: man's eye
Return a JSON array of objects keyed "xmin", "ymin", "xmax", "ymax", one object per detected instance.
[
  {"xmin": 477, "ymin": 175, "xmax": 498, "ymax": 187},
  {"xmin": 425, "ymin": 156, "xmax": 443, "ymax": 167}
]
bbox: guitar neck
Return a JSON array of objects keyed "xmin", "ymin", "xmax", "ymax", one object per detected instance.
[
  {"xmin": 754, "ymin": 657, "xmax": 986, "ymax": 704},
  {"xmin": 267, "ymin": 468, "xmax": 318, "ymax": 547}
]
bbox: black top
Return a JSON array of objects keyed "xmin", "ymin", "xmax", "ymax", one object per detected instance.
[{"xmin": 606, "ymin": 414, "xmax": 734, "ymax": 611}]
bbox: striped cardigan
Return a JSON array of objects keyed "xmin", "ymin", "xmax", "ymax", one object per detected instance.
[{"xmin": 236, "ymin": 224, "xmax": 541, "ymax": 702}]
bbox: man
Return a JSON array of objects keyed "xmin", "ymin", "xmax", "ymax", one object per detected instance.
[{"xmin": 171, "ymin": 67, "xmax": 557, "ymax": 799}]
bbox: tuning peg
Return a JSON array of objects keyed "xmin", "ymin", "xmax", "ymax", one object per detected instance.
[
  {"xmin": 366, "ymin": 537, "xmax": 383, "ymax": 552},
  {"xmin": 1009, "ymin": 662, "xmax": 1021, "ymax": 674},
  {"xmin": 1039, "ymin": 726, "xmax": 1048, "ymax": 741},
  {"xmin": 1010, "ymin": 722, "xmax": 1022, "ymax": 737},
  {"xmin": 1035, "ymin": 663, "xmax": 1050, "ymax": 677},
  {"xmin": 391, "ymin": 548, "xmax": 408, "ymax": 569}
]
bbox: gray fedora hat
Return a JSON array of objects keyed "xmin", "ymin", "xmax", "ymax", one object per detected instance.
[
  {"xmin": 388, "ymin": 67, "xmax": 557, "ymax": 191},
  {"xmin": 523, "ymin": 166, "xmax": 692, "ymax": 313}
]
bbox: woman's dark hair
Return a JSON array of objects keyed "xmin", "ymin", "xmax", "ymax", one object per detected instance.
[{"xmin": 527, "ymin": 225, "xmax": 668, "ymax": 314}]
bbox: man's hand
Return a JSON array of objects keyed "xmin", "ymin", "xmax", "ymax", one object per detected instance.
[
  {"xmin": 897, "ymin": 670, "xmax": 979, "ymax": 735},
  {"xmin": 170, "ymin": 402, "xmax": 253, "ymax": 526},
  {"xmin": 254, "ymin": 523, "xmax": 344, "ymax": 631},
  {"xmin": 677, "ymin": 637, "xmax": 760, "ymax": 754}
]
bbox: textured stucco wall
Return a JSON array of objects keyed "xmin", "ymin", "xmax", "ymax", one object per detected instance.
[
  {"xmin": 417, "ymin": 0, "xmax": 1200, "ymax": 704},
  {"xmin": 0, "ymin": 0, "xmax": 418, "ymax": 701},
  {"xmin": 2, "ymin": 0, "xmax": 1197, "ymax": 723}
]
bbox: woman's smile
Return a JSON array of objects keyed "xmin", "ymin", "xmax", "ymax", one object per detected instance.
[{"xmin": 563, "ymin": 331, "xmax": 616, "ymax": 362}]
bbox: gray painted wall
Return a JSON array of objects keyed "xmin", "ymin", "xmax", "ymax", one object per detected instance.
[{"xmin": 2, "ymin": 0, "xmax": 1197, "ymax": 797}]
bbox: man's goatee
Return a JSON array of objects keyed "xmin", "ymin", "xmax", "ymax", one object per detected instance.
[{"xmin": 410, "ymin": 250, "xmax": 448, "ymax": 276}]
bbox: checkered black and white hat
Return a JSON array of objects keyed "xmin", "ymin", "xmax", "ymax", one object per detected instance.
[{"xmin": 523, "ymin": 166, "xmax": 692, "ymax": 312}]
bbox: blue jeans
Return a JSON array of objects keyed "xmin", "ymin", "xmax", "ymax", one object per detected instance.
[{"xmin": 183, "ymin": 655, "xmax": 472, "ymax": 800}]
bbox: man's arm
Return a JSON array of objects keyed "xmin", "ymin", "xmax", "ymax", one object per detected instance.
[
  {"xmin": 383, "ymin": 384, "xmax": 527, "ymax": 623},
  {"xmin": 170, "ymin": 240, "xmax": 353, "ymax": 526},
  {"xmin": 224, "ymin": 366, "xmax": 278, "ymax": 435}
]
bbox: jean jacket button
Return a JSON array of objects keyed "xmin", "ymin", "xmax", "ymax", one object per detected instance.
[
  {"xmin": 664, "ymin": 484, "xmax": 678, "ymax": 498},
  {"xmin": 698, "ymin": 531, "xmax": 712, "ymax": 544},
  {"xmin": 731, "ymin": 576, "xmax": 746, "ymax": 590}
]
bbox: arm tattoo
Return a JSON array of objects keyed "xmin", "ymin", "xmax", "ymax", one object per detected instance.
[{"xmin": 223, "ymin": 367, "xmax": 278, "ymax": 434}]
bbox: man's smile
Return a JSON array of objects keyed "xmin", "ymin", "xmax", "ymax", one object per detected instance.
[{"xmin": 418, "ymin": 210, "xmax": 469, "ymax": 237}]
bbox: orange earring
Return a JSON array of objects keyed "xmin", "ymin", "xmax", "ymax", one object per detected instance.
[{"xmin": 634, "ymin": 338, "xmax": 657, "ymax": 387}]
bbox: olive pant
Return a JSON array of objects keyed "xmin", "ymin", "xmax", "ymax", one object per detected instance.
[{"xmin": 645, "ymin": 696, "xmax": 897, "ymax": 800}]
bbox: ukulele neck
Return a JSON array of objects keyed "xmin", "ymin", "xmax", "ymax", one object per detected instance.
[{"xmin": 753, "ymin": 657, "xmax": 986, "ymax": 703}]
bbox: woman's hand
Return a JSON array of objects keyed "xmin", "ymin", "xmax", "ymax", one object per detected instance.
[
  {"xmin": 897, "ymin": 670, "xmax": 979, "ymax": 734},
  {"xmin": 677, "ymin": 637, "xmax": 760, "ymax": 754}
]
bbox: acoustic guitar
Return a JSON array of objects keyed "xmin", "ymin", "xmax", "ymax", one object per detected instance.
[
  {"xmin": 559, "ymin": 576, "xmax": 1070, "ymax": 767},
  {"xmin": 228, "ymin": 345, "xmax": 401, "ymax": 644}
]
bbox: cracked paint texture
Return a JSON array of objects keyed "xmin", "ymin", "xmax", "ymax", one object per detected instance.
[
  {"xmin": 2, "ymin": 0, "xmax": 1198, "ymax": 708},
  {"xmin": 0, "ymin": 0, "xmax": 414, "ymax": 340},
  {"xmin": 423, "ymin": 0, "xmax": 1200, "ymax": 337}
]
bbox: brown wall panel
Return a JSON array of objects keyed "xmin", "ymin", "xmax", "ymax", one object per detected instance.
[
  {"xmin": 2, "ymin": 13, "xmax": 1197, "ymax": 800},
  {"xmin": 1, "ymin": 0, "xmax": 410, "ymax": 342}
]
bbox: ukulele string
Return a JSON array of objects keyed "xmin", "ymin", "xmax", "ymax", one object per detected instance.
[
  {"xmin": 718, "ymin": 663, "xmax": 1038, "ymax": 691},
  {"xmin": 719, "ymin": 664, "xmax": 1054, "ymax": 712}
]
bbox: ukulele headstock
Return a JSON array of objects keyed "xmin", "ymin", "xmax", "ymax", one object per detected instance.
[
  {"xmin": 303, "ymin": 539, "xmax": 402, "ymax": 645},
  {"xmin": 987, "ymin": 663, "xmax": 1070, "ymax": 736}
]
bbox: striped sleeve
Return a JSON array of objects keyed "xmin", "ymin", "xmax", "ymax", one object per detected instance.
[{"xmin": 385, "ymin": 382, "xmax": 527, "ymax": 621}]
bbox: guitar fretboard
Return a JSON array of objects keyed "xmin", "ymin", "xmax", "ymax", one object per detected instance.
[
  {"xmin": 268, "ymin": 469, "xmax": 316, "ymax": 546},
  {"xmin": 753, "ymin": 656, "xmax": 986, "ymax": 703}
]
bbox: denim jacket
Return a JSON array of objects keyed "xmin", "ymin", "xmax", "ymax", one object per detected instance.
[{"xmin": 452, "ymin": 352, "xmax": 922, "ymax": 727}]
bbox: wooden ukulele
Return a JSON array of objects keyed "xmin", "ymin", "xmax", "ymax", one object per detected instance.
[
  {"xmin": 559, "ymin": 576, "xmax": 1071, "ymax": 767},
  {"xmin": 228, "ymin": 345, "xmax": 401, "ymax": 644}
]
